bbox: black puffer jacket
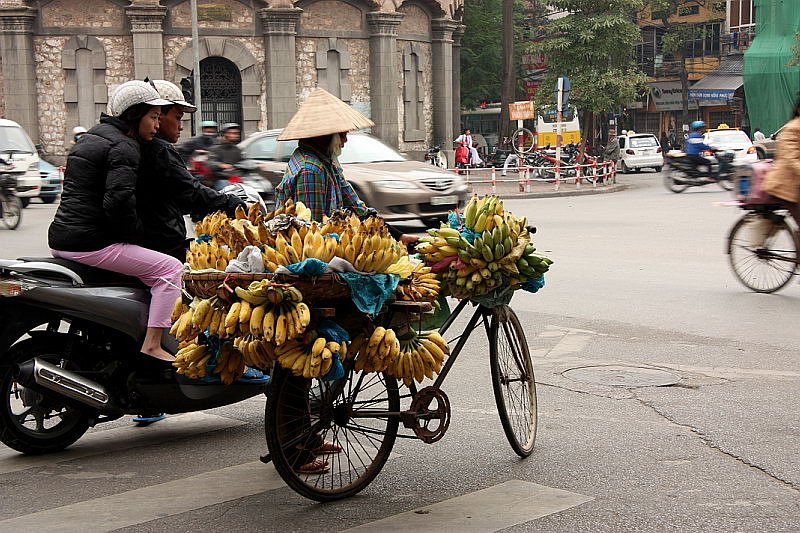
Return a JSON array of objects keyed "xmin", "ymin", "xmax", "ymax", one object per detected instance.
[
  {"xmin": 137, "ymin": 135, "xmax": 244, "ymax": 255},
  {"xmin": 49, "ymin": 115, "xmax": 144, "ymax": 252}
]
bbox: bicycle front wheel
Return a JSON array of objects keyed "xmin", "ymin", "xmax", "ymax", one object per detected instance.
[
  {"xmin": 728, "ymin": 211, "xmax": 799, "ymax": 293},
  {"xmin": 264, "ymin": 364, "xmax": 400, "ymax": 502},
  {"xmin": 488, "ymin": 305, "xmax": 537, "ymax": 457},
  {"xmin": 2, "ymin": 195, "xmax": 22, "ymax": 230}
]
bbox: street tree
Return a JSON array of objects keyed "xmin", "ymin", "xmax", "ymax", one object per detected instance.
[
  {"xmin": 644, "ymin": 1, "xmax": 726, "ymax": 126},
  {"xmin": 460, "ymin": 0, "xmax": 504, "ymax": 110},
  {"xmin": 530, "ymin": 0, "xmax": 648, "ymax": 158}
]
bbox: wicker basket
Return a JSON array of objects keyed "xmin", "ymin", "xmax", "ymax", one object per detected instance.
[{"xmin": 183, "ymin": 272, "xmax": 350, "ymax": 303}]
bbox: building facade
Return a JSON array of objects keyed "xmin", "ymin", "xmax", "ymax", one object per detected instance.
[{"xmin": 0, "ymin": 0, "xmax": 465, "ymax": 160}]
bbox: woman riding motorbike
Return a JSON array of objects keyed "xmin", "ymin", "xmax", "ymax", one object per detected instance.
[{"xmin": 48, "ymin": 80, "xmax": 182, "ymax": 363}]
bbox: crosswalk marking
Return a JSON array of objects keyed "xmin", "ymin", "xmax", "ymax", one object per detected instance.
[
  {"xmin": 341, "ymin": 480, "xmax": 593, "ymax": 532},
  {"xmin": 0, "ymin": 461, "xmax": 285, "ymax": 532},
  {"xmin": 0, "ymin": 412, "xmax": 246, "ymax": 475}
]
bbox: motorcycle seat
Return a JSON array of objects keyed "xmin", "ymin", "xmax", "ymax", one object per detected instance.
[{"xmin": 16, "ymin": 257, "xmax": 147, "ymax": 288}]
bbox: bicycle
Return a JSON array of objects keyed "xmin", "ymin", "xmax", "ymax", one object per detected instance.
[
  {"xmin": 263, "ymin": 297, "xmax": 537, "ymax": 502},
  {"xmin": 0, "ymin": 170, "xmax": 22, "ymax": 230},
  {"xmin": 727, "ymin": 203, "xmax": 799, "ymax": 293}
]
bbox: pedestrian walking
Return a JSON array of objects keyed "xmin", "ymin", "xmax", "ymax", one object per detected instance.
[
  {"xmin": 753, "ymin": 128, "xmax": 766, "ymax": 142},
  {"xmin": 603, "ymin": 132, "xmax": 620, "ymax": 169}
]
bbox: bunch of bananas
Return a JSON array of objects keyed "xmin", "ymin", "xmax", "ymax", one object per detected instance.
[
  {"xmin": 335, "ymin": 216, "xmax": 407, "ymax": 273},
  {"xmin": 415, "ymin": 195, "xmax": 552, "ymax": 298},
  {"xmin": 262, "ymin": 198, "xmax": 313, "ymax": 224},
  {"xmin": 191, "ymin": 204, "xmax": 268, "ymax": 270},
  {"xmin": 275, "ymin": 335, "xmax": 344, "ymax": 379},
  {"xmin": 261, "ymin": 222, "xmax": 339, "ymax": 271},
  {"xmin": 186, "ymin": 239, "xmax": 235, "ymax": 271},
  {"xmin": 350, "ymin": 327, "xmax": 401, "ymax": 373},
  {"xmin": 396, "ymin": 263, "xmax": 440, "ymax": 302},
  {"xmin": 229, "ymin": 283, "xmax": 310, "ymax": 345},
  {"xmin": 169, "ymin": 296, "xmax": 229, "ymax": 343},
  {"xmin": 213, "ymin": 342, "xmax": 246, "ymax": 385},
  {"xmin": 387, "ymin": 330, "xmax": 449, "ymax": 385},
  {"xmin": 173, "ymin": 342, "xmax": 211, "ymax": 379},
  {"xmin": 233, "ymin": 335, "xmax": 277, "ymax": 371}
]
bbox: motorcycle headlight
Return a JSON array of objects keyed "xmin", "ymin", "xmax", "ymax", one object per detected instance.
[{"xmin": 374, "ymin": 180, "xmax": 416, "ymax": 190}]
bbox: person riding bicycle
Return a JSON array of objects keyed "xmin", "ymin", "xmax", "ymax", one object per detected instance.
[
  {"xmin": 762, "ymin": 96, "xmax": 800, "ymax": 225},
  {"xmin": 684, "ymin": 120, "xmax": 715, "ymax": 178}
]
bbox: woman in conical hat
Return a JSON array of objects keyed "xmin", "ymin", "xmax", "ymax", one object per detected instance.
[{"xmin": 274, "ymin": 88, "xmax": 375, "ymax": 222}]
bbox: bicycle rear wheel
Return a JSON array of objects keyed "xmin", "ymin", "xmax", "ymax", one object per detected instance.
[
  {"xmin": 728, "ymin": 211, "xmax": 799, "ymax": 293},
  {"xmin": 264, "ymin": 365, "xmax": 400, "ymax": 502},
  {"xmin": 488, "ymin": 305, "xmax": 537, "ymax": 457}
]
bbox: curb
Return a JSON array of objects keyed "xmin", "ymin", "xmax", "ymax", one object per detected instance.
[{"xmin": 467, "ymin": 182, "xmax": 633, "ymax": 200}]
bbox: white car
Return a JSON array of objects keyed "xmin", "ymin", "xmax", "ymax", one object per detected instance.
[
  {"xmin": 703, "ymin": 127, "xmax": 758, "ymax": 164},
  {"xmin": 618, "ymin": 132, "xmax": 664, "ymax": 173},
  {"xmin": 0, "ymin": 118, "xmax": 42, "ymax": 207}
]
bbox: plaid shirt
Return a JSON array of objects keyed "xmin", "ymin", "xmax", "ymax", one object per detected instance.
[{"xmin": 275, "ymin": 142, "xmax": 368, "ymax": 222}]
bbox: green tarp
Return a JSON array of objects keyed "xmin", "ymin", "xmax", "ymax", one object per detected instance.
[{"xmin": 743, "ymin": 0, "xmax": 800, "ymax": 135}]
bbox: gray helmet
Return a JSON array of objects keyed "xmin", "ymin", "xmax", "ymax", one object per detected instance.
[
  {"xmin": 221, "ymin": 122, "xmax": 241, "ymax": 132},
  {"xmin": 201, "ymin": 120, "xmax": 218, "ymax": 129},
  {"xmin": 109, "ymin": 80, "xmax": 171, "ymax": 117},
  {"xmin": 151, "ymin": 79, "xmax": 197, "ymax": 113}
]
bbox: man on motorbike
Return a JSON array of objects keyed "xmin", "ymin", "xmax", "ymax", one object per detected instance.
[
  {"xmin": 137, "ymin": 80, "xmax": 245, "ymax": 260},
  {"xmin": 685, "ymin": 120, "xmax": 715, "ymax": 178},
  {"xmin": 177, "ymin": 120, "xmax": 218, "ymax": 159},
  {"xmin": 208, "ymin": 123, "xmax": 244, "ymax": 189}
]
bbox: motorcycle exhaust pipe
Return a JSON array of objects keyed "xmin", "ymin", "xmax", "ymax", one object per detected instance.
[{"xmin": 14, "ymin": 358, "xmax": 112, "ymax": 410}]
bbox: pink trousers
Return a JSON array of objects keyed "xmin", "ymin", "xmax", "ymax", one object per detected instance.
[{"xmin": 52, "ymin": 243, "xmax": 183, "ymax": 328}]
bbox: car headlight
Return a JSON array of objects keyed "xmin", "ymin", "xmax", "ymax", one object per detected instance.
[
  {"xmin": 29, "ymin": 161, "xmax": 40, "ymax": 172},
  {"xmin": 374, "ymin": 180, "xmax": 417, "ymax": 190}
]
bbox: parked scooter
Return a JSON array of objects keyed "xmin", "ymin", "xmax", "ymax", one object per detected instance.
[
  {"xmin": 0, "ymin": 258, "xmax": 266, "ymax": 454},
  {"xmin": 0, "ymin": 157, "xmax": 22, "ymax": 230},
  {"xmin": 663, "ymin": 149, "xmax": 735, "ymax": 193}
]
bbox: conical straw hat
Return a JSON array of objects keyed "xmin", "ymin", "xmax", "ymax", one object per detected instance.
[{"xmin": 277, "ymin": 88, "xmax": 375, "ymax": 141}]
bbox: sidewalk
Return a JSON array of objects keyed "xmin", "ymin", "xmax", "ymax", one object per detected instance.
[{"xmin": 458, "ymin": 168, "xmax": 630, "ymax": 199}]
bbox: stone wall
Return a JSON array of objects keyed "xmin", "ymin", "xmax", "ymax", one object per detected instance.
[
  {"xmin": 296, "ymin": 37, "xmax": 318, "ymax": 102},
  {"xmin": 97, "ymin": 36, "xmax": 135, "ymax": 111},
  {"xmin": 0, "ymin": 56, "xmax": 4, "ymax": 118},
  {"xmin": 163, "ymin": 36, "xmax": 192, "ymax": 83},
  {"xmin": 240, "ymin": 37, "xmax": 267, "ymax": 131},
  {"xmin": 396, "ymin": 40, "xmax": 433, "ymax": 153},
  {"xmin": 397, "ymin": 4, "xmax": 429, "ymax": 34},
  {"xmin": 300, "ymin": 0, "xmax": 363, "ymax": 30},
  {"xmin": 41, "ymin": 0, "xmax": 124, "ymax": 28},
  {"xmin": 33, "ymin": 37, "xmax": 67, "ymax": 155},
  {"xmin": 170, "ymin": 0, "xmax": 255, "ymax": 30}
]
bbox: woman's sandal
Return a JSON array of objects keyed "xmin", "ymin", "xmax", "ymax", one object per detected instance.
[
  {"xmin": 312, "ymin": 441, "xmax": 343, "ymax": 455},
  {"xmin": 293, "ymin": 458, "xmax": 330, "ymax": 475}
]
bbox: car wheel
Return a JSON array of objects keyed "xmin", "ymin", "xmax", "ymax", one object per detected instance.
[
  {"xmin": 756, "ymin": 148, "xmax": 766, "ymax": 160},
  {"xmin": 621, "ymin": 161, "xmax": 630, "ymax": 174},
  {"xmin": 20, "ymin": 197, "xmax": 30, "ymax": 208},
  {"xmin": 654, "ymin": 166, "xmax": 662, "ymax": 173},
  {"xmin": 40, "ymin": 196, "xmax": 57, "ymax": 204}
]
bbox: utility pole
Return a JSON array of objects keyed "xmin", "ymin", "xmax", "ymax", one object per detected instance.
[
  {"xmin": 190, "ymin": 0, "xmax": 202, "ymax": 120},
  {"xmin": 500, "ymin": 0, "xmax": 515, "ymax": 140}
]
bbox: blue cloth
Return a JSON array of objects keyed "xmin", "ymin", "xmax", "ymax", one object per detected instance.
[
  {"xmin": 339, "ymin": 272, "xmax": 400, "ymax": 315},
  {"xmin": 196, "ymin": 233, "xmax": 213, "ymax": 243},
  {"xmin": 284, "ymin": 257, "xmax": 328, "ymax": 275},
  {"xmin": 317, "ymin": 319, "xmax": 350, "ymax": 342},
  {"xmin": 684, "ymin": 132, "xmax": 711, "ymax": 155},
  {"xmin": 522, "ymin": 275, "xmax": 545, "ymax": 293},
  {"xmin": 322, "ymin": 352, "xmax": 345, "ymax": 381}
]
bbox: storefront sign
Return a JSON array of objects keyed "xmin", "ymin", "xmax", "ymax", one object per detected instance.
[
  {"xmin": 648, "ymin": 81, "xmax": 698, "ymax": 111},
  {"xmin": 687, "ymin": 88, "xmax": 735, "ymax": 101}
]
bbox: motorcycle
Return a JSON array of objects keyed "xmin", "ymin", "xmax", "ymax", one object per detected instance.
[
  {"xmin": 0, "ymin": 158, "xmax": 22, "ymax": 230},
  {"xmin": 0, "ymin": 257, "xmax": 266, "ymax": 454},
  {"xmin": 424, "ymin": 145, "xmax": 447, "ymax": 169},
  {"xmin": 663, "ymin": 149, "xmax": 735, "ymax": 193},
  {"xmin": 189, "ymin": 151, "xmax": 274, "ymax": 209}
]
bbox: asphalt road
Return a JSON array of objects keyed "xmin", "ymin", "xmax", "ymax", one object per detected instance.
[{"xmin": 1, "ymin": 174, "xmax": 799, "ymax": 531}]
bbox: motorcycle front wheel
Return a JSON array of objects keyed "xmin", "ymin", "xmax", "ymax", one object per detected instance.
[
  {"xmin": 1, "ymin": 194, "xmax": 22, "ymax": 230},
  {"xmin": 0, "ymin": 337, "xmax": 91, "ymax": 454},
  {"xmin": 664, "ymin": 170, "xmax": 689, "ymax": 193}
]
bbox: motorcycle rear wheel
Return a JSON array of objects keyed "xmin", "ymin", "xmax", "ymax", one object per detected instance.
[
  {"xmin": 2, "ymin": 195, "xmax": 22, "ymax": 230},
  {"xmin": 664, "ymin": 171, "xmax": 689, "ymax": 193},
  {"xmin": 0, "ymin": 337, "xmax": 91, "ymax": 454}
]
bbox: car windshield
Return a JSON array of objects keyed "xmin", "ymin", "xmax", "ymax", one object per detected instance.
[
  {"xmin": 339, "ymin": 134, "xmax": 406, "ymax": 164},
  {"xmin": 629, "ymin": 136, "xmax": 658, "ymax": 148},
  {"xmin": 707, "ymin": 131, "xmax": 751, "ymax": 147},
  {"xmin": 0, "ymin": 126, "xmax": 35, "ymax": 153}
]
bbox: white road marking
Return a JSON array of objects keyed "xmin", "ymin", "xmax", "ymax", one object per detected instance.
[
  {"xmin": 341, "ymin": 480, "xmax": 593, "ymax": 532},
  {"xmin": 0, "ymin": 412, "xmax": 246, "ymax": 475},
  {"xmin": 0, "ymin": 461, "xmax": 284, "ymax": 532}
]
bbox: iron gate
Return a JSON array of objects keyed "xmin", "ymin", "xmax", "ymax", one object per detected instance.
[{"xmin": 200, "ymin": 57, "xmax": 242, "ymax": 131}]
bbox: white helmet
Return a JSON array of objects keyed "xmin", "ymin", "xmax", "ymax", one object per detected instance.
[
  {"xmin": 72, "ymin": 126, "xmax": 88, "ymax": 135},
  {"xmin": 221, "ymin": 183, "xmax": 267, "ymax": 214},
  {"xmin": 151, "ymin": 79, "xmax": 197, "ymax": 113},
  {"xmin": 109, "ymin": 80, "xmax": 171, "ymax": 117}
]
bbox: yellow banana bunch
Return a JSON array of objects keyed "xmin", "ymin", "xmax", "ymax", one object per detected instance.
[
  {"xmin": 173, "ymin": 342, "xmax": 211, "ymax": 379},
  {"xmin": 214, "ymin": 342, "xmax": 246, "ymax": 385},
  {"xmin": 194, "ymin": 211, "xmax": 230, "ymax": 237},
  {"xmin": 387, "ymin": 330, "xmax": 448, "ymax": 385},
  {"xmin": 275, "ymin": 335, "xmax": 341, "ymax": 379},
  {"xmin": 186, "ymin": 238, "xmax": 233, "ymax": 271},
  {"xmin": 396, "ymin": 263, "xmax": 440, "ymax": 302},
  {"xmin": 353, "ymin": 327, "xmax": 400, "ymax": 373},
  {"xmin": 234, "ymin": 335, "xmax": 277, "ymax": 371}
]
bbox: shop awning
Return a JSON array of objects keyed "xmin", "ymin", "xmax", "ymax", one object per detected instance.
[{"xmin": 688, "ymin": 55, "xmax": 743, "ymax": 102}]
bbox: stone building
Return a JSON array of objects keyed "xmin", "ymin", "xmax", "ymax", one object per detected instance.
[{"xmin": 0, "ymin": 0, "xmax": 465, "ymax": 161}]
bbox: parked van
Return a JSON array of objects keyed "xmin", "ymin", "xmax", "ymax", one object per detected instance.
[{"xmin": 0, "ymin": 119, "xmax": 42, "ymax": 207}]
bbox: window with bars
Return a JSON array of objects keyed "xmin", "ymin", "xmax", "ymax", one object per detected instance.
[
  {"xmin": 683, "ymin": 22, "xmax": 721, "ymax": 59},
  {"xmin": 199, "ymin": 57, "xmax": 243, "ymax": 132}
]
